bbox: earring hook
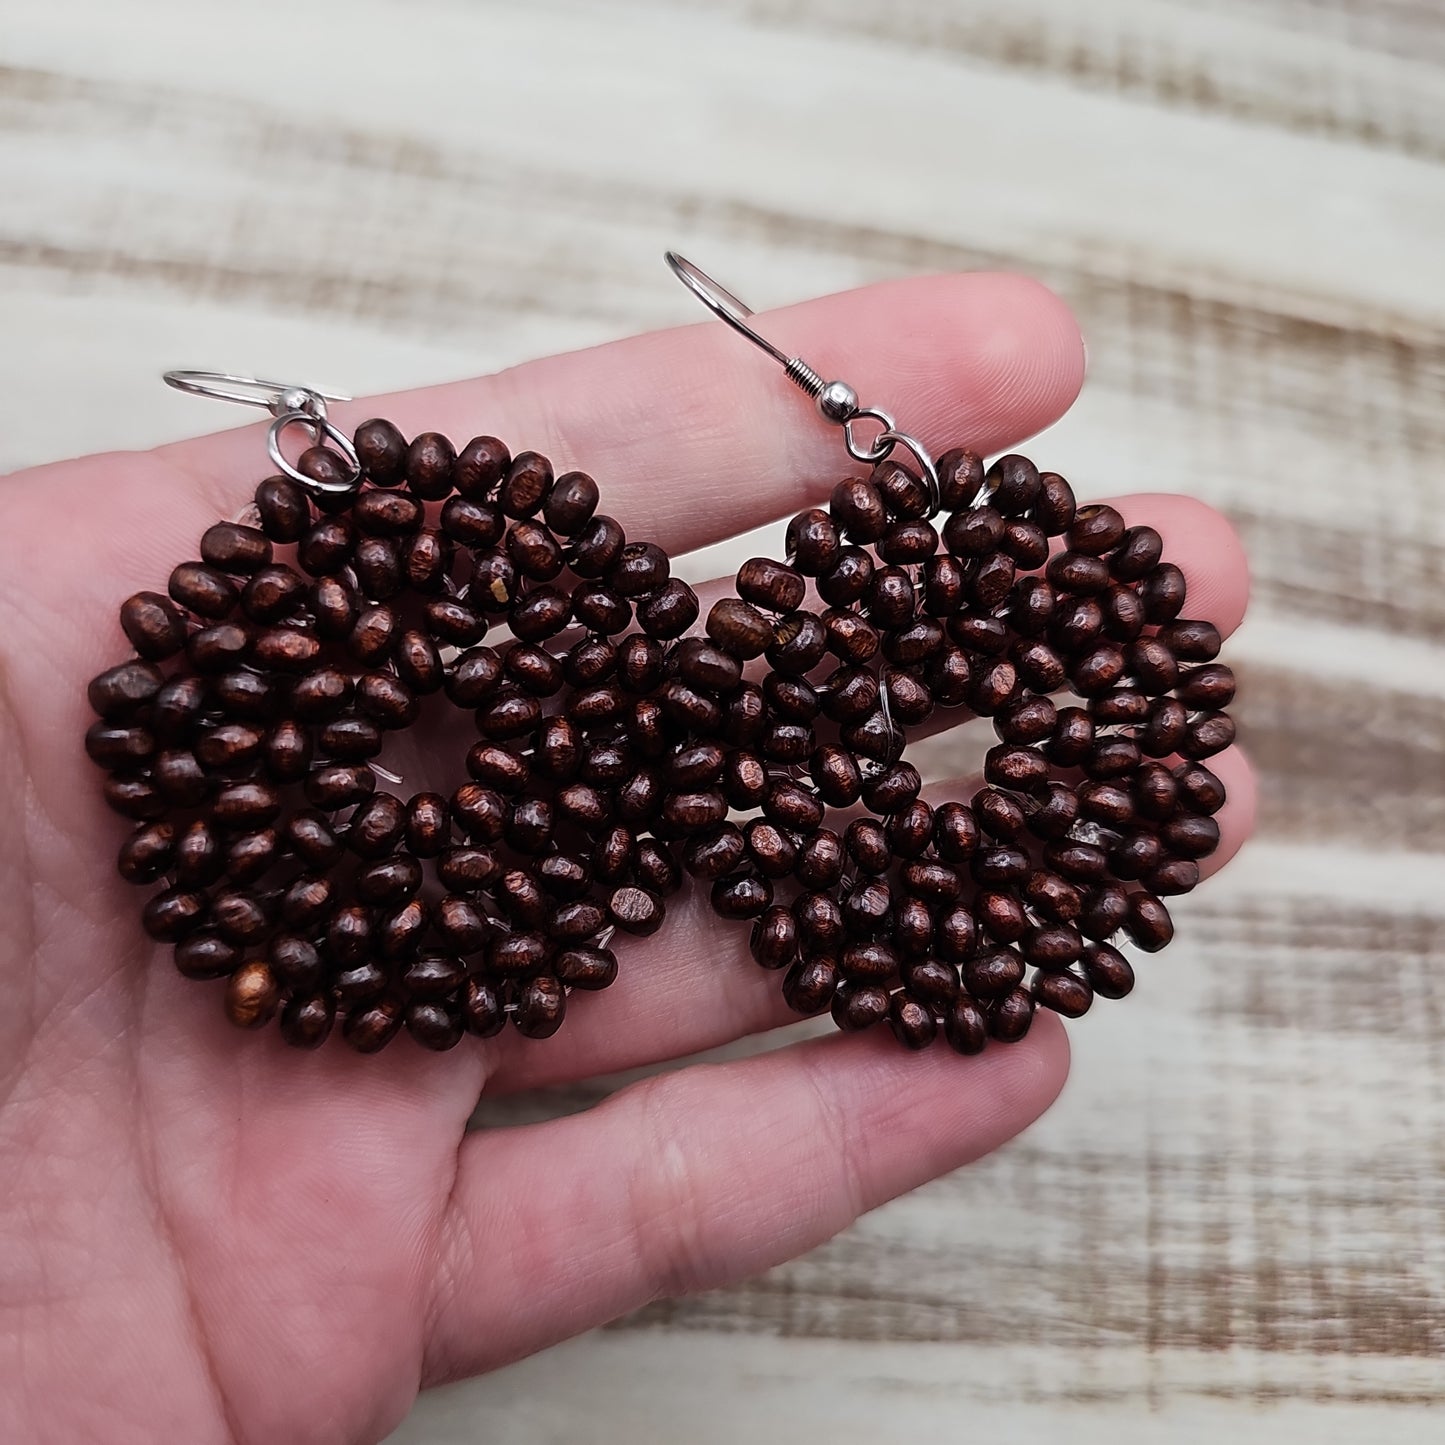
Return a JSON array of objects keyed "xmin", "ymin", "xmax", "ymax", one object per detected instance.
[
  {"xmin": 663, "ymin": 252, "xmax": 940, "ymax": 512},
  {"xmin": 162, "ymin": 370, "xmax": 361, "ymax": 495}
]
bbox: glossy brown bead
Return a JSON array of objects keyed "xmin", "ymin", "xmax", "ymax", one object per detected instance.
[
  {"xmin": 213, "ymin": 779, "xmax": 283, "ymax": 829},
  {"xmin": 637, "ymin": 579, "xmax": 699, "ymax": 639},
  {"xmin": 830, "ymin": 478, "xmax": 888, "ymax": 542},
  {"xmin": 1033, "ymin": 970, "xmax": 1093, "ymax": 1018},
  {"xmin": 1180, "ymin": 712, "xmax": 1236, "ymax": 760},
  {"xmin": 169, "ymin": 562, "xmax": 239, "ymax": 621},
  {"xmin": 817, "ymin": 547, "xmax": 874, "ymax": 607},
  {"xmin": 751, "ymin": 905, "xmax": 799, "ymax": 970},
  {"xmin": 795, "ymin": 829, "xmax": 844, "ymax": 889},
  {"xmin": 977, "ymin": 889, "xmax": 1027, "ymax": 943},
  {"xmin": 284, "ymin": 811, "xmax": 344, "ymax": 869},
  {"xmin": 986, "ymin": 454, "xmax": 1041, "ymax": 515},
  {"xmin": 336, "ymin": 960, "xmax": 391, "ymax": 1005},
  {"xmin": 711, "ymin": 873, "xmax": 773, "ymax": 920},
  {"xmin": 1080, "ymin": 882, "xmax": 1130, "ymax": 941},
  {"xmin": 174, "ymin": 932, "xmax": 238, "ymax": 981},
  {"xmin": 795, "ymin": 891, "xmax": 845, "ymax": 950},
  {"xmin": 87, "ymin": 660, "xmax": 164, "ymax": 722},
  {"xmin": 608, "ymin": 885, "xmax": 664, "ymax": 936},
  {"xmin": 1067, "ymin": 504, "xmax": 1126, "ymax": 557},
  {"xmin": 1127, "ymin": 891, "xmax": 1174, "ymax": 951},
  {"xmin": 963, "ymin": 947, "xmax": 1026, "ymax": 1000},
  {"xmin": 936, "ymin": 447, "xmax": 984, "ymax": 509},
  {"xmin": 1176, "ymin": 762, "xmax": 1227, "ymax": 815},
  {"xmin": 437, "ymin": 845, "xmax": 501, "ymax": 893},
  {"xmin": 454, "ymin": 435, "xmax": 510, "ymax": 501},
  {"xmin": 888, "ymin": 992, "xmax": 937, "ymax": 1050},
  {"xmin": 831, "ymin": 982, "xmax": 891, "ymax": 1032},
  {"xmin": 555, "ymin": 947, "xmax": 618, "ymax": 991},
  {"xmin": 944, "ymin": 995, "xmax": 989, "ymax": 1054},
  {"xmin": 1158, "ymin": 618, "xmax": 1222, "ymax": 661},
  {"xmin": 118, "ymin": 590, "xmax": 188, "ymax": 661},
  {"xmin": 142, "ymin": 887, "xmax": 206, "ymax": 941},
  {"xmin": 785, "ymin": 507, "xmax": 840, "ymax": 574},
  {"xmin": 407, "ymin": 1001, "xmax": 464, "ymax": 1051},
  {"xmin": 1142, "ymin": 562, "xmax": 1187, "ymax": 623},
  {"xmin": 303, "ymin": 764, "xmax": 373, "ymax": 811},
  {"xmin": 225, "ymin": 961, "xmax": 280, "ymax": 1030},
  {"xmin": 509, "ymin": 976, "xmax": 564, "ymax": 1038},
  {"xmin": 1161, "ymin": 812, "xmax": 1221, "ymax": 859},
  {"xmin": 354, "ymin": 418, "xmax": 407, "ymax": 486},
  {"xmin": 989, "ymin": 986, "xmax": 1036, "ymax": 1042},
  {"xmin": 279, "ymin": 994, "xmax": 335, "ymax": 1050},
  {"xmin": 345, "ymin": 999, "xmax": 405, "ymax": 1053},
  {"xmin": 783, "ymin": 956, "xmax": 838, "ymax": 1014},
  {"xmin": 255, "ymin": 475, "xmax": 311, "ymax": 542},
  {"xmin": 211, "ymin": 889, "xmax": 270, "ymax": 945},
  {"xmin": 1082, "ymin": 942, "xmax": 1135, "ymax": 999}
]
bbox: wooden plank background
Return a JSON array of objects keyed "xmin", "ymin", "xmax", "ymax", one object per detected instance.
[{"xmin": 3, "ymin": 0, "xmax": 1443, "ymax": 1439}]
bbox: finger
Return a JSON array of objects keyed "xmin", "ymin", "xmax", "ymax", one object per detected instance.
[
  {"xmin": 426, "ymin": 1016, "xmax": 1069, "ymax": 1382},
  {"xmin": 5, "ymin": 273, "xmax": 1083, "ymax": 603},
  {"xmin": 482, "ymin": 743, "xmax": 1255, "ymax": 1095}
]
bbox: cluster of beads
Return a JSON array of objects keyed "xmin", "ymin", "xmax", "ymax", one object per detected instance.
[
  {"xmin": 86, "ymin": 423, "xmax": 703, "ymax": 1051},
  {"xmin": 684, "ymin": 449, "xmax": 1234, "ymax": 1053}
]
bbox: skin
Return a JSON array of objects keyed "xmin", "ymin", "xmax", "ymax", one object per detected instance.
[{"xmin": 0, "ymin": 272, "xmax": 1254, "ymax": 1444}]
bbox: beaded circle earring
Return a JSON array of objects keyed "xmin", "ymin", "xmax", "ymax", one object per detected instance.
[
  {"xmin": 86, "ymin": 372, "xmax": 705, "ymax": 1051},
  {"xmin": 663, "ymin": 255, "xmax": 1235, "ymax": 1054}
]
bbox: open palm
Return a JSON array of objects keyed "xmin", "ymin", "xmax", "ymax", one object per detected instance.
[{"xmin": 0, "ymin": 272, "xmax": 1253, "ymax": 1444}]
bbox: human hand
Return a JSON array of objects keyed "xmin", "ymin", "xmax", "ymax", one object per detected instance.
[{"xmin": 0, "ymin": 272, "xmax": 1253, "ymax": 1444}]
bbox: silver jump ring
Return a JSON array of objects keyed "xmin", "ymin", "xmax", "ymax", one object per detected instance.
[
  {"xmin": 266, "ymin": 413, "xmax": 362, "ymax": 494},
  {"xmin": 842, "ymin": 407, "xmax": 897, "ymax": 464}
]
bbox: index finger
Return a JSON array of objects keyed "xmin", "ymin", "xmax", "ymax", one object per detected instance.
[{"xmin": 157, "ymin": 271, "xmax": 1085, "ymax": 557}]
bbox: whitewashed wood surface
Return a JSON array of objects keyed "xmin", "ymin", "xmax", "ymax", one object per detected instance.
[{"xmin": 3, "ymin": 0, "xmax": 1444, "ymax": 1440}]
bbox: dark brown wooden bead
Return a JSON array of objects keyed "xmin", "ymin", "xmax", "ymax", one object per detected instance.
[
  {"xmin": 683, "ymin": 822, "xmax": 746, "ymax": 882},
  {"xmin": 657, "ymin": 680, "xmax": 722, "ymax": 734},
  {"xmin": 664, "ymin": 741, "xmax": 726, "ymax": 789},
  {"xmin": 786, "ymin": 507, "xmax": 841, "ymax": 574},
  {"xmin": 706, "ymin": 598, "xmax": 772, "ymax": 659},
  {"xmin": 1046, "ymin": 840, "xmax": 1109, "ymax": 885},
  {"xmin": 832, "ymin": 982, "xmax": 891, "ymax": 1032},
  {"xmin": 404, "ymin": 431, "xmax": 456, "ymax": 501},
  {"xmin": 355, "ymin": 671, "xmax": 418, "ymax": 729},
  {"xmin": 949, "ymin": 612, "xmax": 1009, "ymax": 657},
  {"xmin": 555, "ymin": 781, "xmax": 608, "ymax": 829},
  {"xmin": 226, "ymin": 828, "xmax": 280, "ymax": 884},
  {"xmin": 290, "ymin": 670, "xmax": 352, "ymax": 728},
  {"xmin": 744, "ymin": 819, "xmax": 797, "ymax": 879},
  {"xmin": 86, "ymin": 721, "xmax": 155, "ymax": 771},
  {"xmin": 509, "ymin": 587, "xmax": 572, "ymax": 644},
  {"xmin": 452, "ymin": 784, "xmax": 507, "ymax": 843},
  {"xmin": 888, "ymin": 992, "xmax": 938, "ymax": 1050},
  {"xmin": 964, "ymin": 947, "xmax": 1026, "ymax": 1000},
  {"xmin": 476, "ymin": 690, "xmax": 543, "ymax": 740},
  {"xmin": 1139, "ymin": 698, "xmax": 1187, "ymax": 758},
  {"xmin": 1127, "ymin": 891, "xmax": 1174, "ymax": 951},
  {"xmin": 830, "ymin": 477, "xmax": 888, "ymax": 542},
  {"xmin": 1148, "ymin": 858, "xmax": 1201, "ymax": 896},
  {"xmin": 819, "ymin": 664, "xmax": 878, "ymax": 723},
  {"xmin": 712, "ymin": 872, "xmax": 773, "ymax": 919},
  {"xmin": 986, "ymin": 454, "xmax": 1041, "ymax": 515},
  {"xmin": 1100, "ymin": 583, "xmax": 1146, "ymax": 642},
  {"xmin": 280, "ymin": 875, "xmax": 335, "ymax": 930},
  {"xmin": 874, "ymin": 458, "xmax": 932, "ymax": 519},
  {"xmin": 345, "ymin": 998, "xmax": 406, "ymax": 1053},
  {"xmin": 251, "ymin": 626, "xmax": 322, "ymax": 675},
  {"xmin": 437, "ymin": 845, "xmax": 501, "ymax": 893},
  {"xmin": 280, "ymin": 993, "xmax": 335, "ymax": 1050},
  {"xmin": 886, "ymin": 800, "xmax": 934, "ymax": 859},
  {"xmin": 1033, "ymin": 969, "xmax": 1093, "ymax": 1018},
  {"xmin": 865, "ymin": 565, "xmax": 916, "ymax": 627},
  {"xmin": 213, "ymin": 779, "xmax": 283, "ymax": 829},
  {"xmin": 968, "ymin": 658, "xmax": 1018, "ymax": 717},
  {"xmin": 795, "ymin": 891, "xmax": 845, "ymax": 950},
  {"xmin": 211, "ymin": 889, "xmax": 270, "ymax": 945},
  {"xmin": 899, "ymin": 958, "xmax": 958, "ymax": 1007},
  {"xmin": 768, "ymin": 611, "xmax": 829, "ymax": 674},
  {"xmin": 610, "ymin": 885, "xmax": 664, "ymax": 936},
  {"xmin": 1158, "ymin": 618, "xmax": 1222, "ymax": 661},
  {"xmin": 117, "ymin": 820, "xmax": 175, "ymax": 883},
  {"xmin": 841, "ymin": 939, "xmax": 899, "ymax": 982},
  {"xmin": 879, "ymin": 519, "xmax": 939, "ymax": 565},
  {"xmin": 1175, "ymin": 762, "xmax": 1227, "ymax": 815},
  {"xmin": 989, "ymin": 986, "xmax": 1036, "ymax": 1042},
  {"xmin": 225, "ymin": 960, "xmax": 280, "ymax": 1030},
  {"xmin": 404, "ymin": 529, "xmax": 451, "ymax": 593},
  {"xmin": 921, "ymin": 554, "xmax": 967, "ymax": 618},
  {"xmin": 944, "ymin": 994, "xmax": 989, "ymax": 1054},
  {"xmin": 751, "ymin": 906, "xmax": 799, "ymax": 969},
  {"xmin": 1161, "ymin": 812, "xmax": 1221, "ymax": 859},
  {"xmin": 174, "ymin": 932, "xmax": 239, "ymax": 980},
  {"xmin": 349, "ymin": 537, "xmax": 400, "ymax": 600},
  {"xmin": 930, "ymin": 801, "xmax": 978, "ymax": 864},
  {"xmin": 605, "ymin": 542, "xmax": 666, "ymax": 599},
  {"xmin": 87, "ymin": 660, "xmax": 164, "ymax": 722},
  {"xmin": 984, "ymin": 744, "xmax": 1050, "ymax": 792},
  {"xmin": 117, "ymin": 590, "xmax": 188, "ymax": 661},
  {"xmin": 407, "ymin": 1001, "xmax": 464, "ymax": 1051},
  {"xmin": 637, "ymin": 579, "xmax": 699, "ymax": 639},
  {"xmin": 942, "ymin": 505, "xmax": 1004, "ymax": 559},
  {"xmin": 1177, "ymin": 663, "xmax": 1237, "ymax": 711},
  {"xmin": 504, "ymin": 644, "xmax": 565, "ymax": 699},
  {"xmin": 507, "ymin": 521, "xmax": 565, "ymax": 583},
  {"xmin": 149, "ymin": 675, "xmax": 207, "ymax": 744},
  {"xmin": 977, "ymin": 889, "xmax": 1028, "ymax": 943},
  {"xmin": 556, "ymin": 947, "xmax": 618, "ymax": 991},
  {"xmin": 1051, "ymin": 596, "xmax": 1104, "ymax": 653},
  {"xmin": 1082, "ymin": 942, "xmax": 1135, "ymax": 999},
  {"xmin": 1024, "ymin": 924, "xmax": 1084, "ymax": 969},
  {"xmin": 822, "ymin": 608, "xmax": 880, "ymax": 666},
  {"xmin": 356, "ymin": 854, "xmax": 423, "ymax": 905},
  {"xmin": 931, "ymin": 905, "xmax": 975, "ymax": 963},
  {"xmin": 514, "ymin": 977, "xmax": 569, "ymax": 1035},
  {"xmin": 976, "ymin": 787, "xmax": 1028, "ymax": 842},
  {"xmin": 284, "ymin": 810, "xmax": 344, "ymax": 870},
  {"xmin": 795, "ymin": 829, "xmax": 844, "ymax": 889},
  {"xmin": 169, "ymin": 562, "xmax": 239, "ymax": 621},
  {"xmin": 353, "ymin": 489, "xmax": 423, "ymax": 537},
  {"xmin": 884, "ymin": 617, "xmax": 945, "ymax": 667},
  {"xmin": 254, "ymin": 475, "xmax": 311, "ymax": 542},
  {"xmin": 507, "ymin": 796, "xmax": 555, "ymax": 854},
  {"xmin": 1107, "ymin": 524, "xmax": 1161, "ymax": 581},
  {"xmin": 570, "ymin": 513, "xmax": 626, "ymax": 578},
  {"xmin": 817, "ymin": 547, "xmax": 875, "ymax": 607},
  {"xmin": 489, "ymin": 930, "xmax": 548, "ymax": 975},
  {"xmin": 1081, "ymin": 882, "xmax": 1130, "ymax": 941},
  {"xmin": 1180, "ymin": 712, "xmax": 1236, "ymax": 760},
  {"xmin": 302, "ymin": 764, "xmax": 373, "ymax": 811},
  {"xmin": 783, "ymin": 955, "xmax": 839, "ymax": 1014},
  {"xmin": 142, "ymin": 886, "xmax": 207, "ymax": 941},
  {"xmin": 1110, "ymin": 832, "xmax": 1161, "ymax": 880},
  {"xmin": 354, "ymin": 418, "xmax": 408, "ymax": 487},
  {"xmin": 883, "ymin": 669, "xmax": 933, "ymax": 726},
  {"xmin": 1067, "ymin": 504, "xmax": 1126, "ymax": 557},
  {"xmin": 206, "ymin": 669, "xmax": 276, "ymax": 723},
  {"xmin": 237, "ymin": 565, "xmax": 304, "ymax": 625},
  {"xmin": 1141, "ymin": 562, "xmax": 1187, "ymax": 623},
  {"xmin": 1047, "ymin": 551, "xmax": 1111, "ymax": 595},
  {"xmin": 761, "ymin": 780, "xmax": 824, "ymax": 833},
  {"xmin": 433, "ymin": 895, "xmax": 488, "ymax": 954},
  {"xmin": 319, "ymin": 716, "xmax": 381, "ymax": 762},
  {"xmin": 296, "ymin": 516, "xmax": 355, "ymax": 577},
  {"xmin": 973, "ymin": 845, "xmax": 1031, "ymax": 887},
  {"xmin": 936, "ymin": 447, "xmax": 984, "ymax": 510},
  {"xmin": 403, "ymin": 952, "xmax": 465, "ymax": 1000},
  {"xmin": 454, "ymin": 435, "xmax": 510, "ymax": 501},
  {"xmin": 806, "ymin": 744, "xmax": 859, "ymax": 807}
]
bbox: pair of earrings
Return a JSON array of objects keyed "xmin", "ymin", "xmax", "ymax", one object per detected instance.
[{"xmin": 84, "ymin": 255, "xmax": 1234, "ymax": 1055}]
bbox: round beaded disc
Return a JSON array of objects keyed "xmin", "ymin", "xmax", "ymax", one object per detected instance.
[
  {"xmin": 86, "ymin": 422, "xmax": 704, "ymax": 1051},
  {"xmin": 683, "ymin": 448, "xmax": 1235, "ymax": 1053}
]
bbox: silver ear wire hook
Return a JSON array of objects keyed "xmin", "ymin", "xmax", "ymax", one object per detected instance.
[
  {"xmin": 663, "ymin": 252, "xmax": 940, "ymax": 512},
  {"xmin": 162, "ymin": 370, "xmax": 362, "ymax": 495}
]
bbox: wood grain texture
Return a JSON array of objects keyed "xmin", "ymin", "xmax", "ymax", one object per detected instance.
[{"xmin": 1, "ymin": 0, "xmax": 1442, "ymax": 1439}]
